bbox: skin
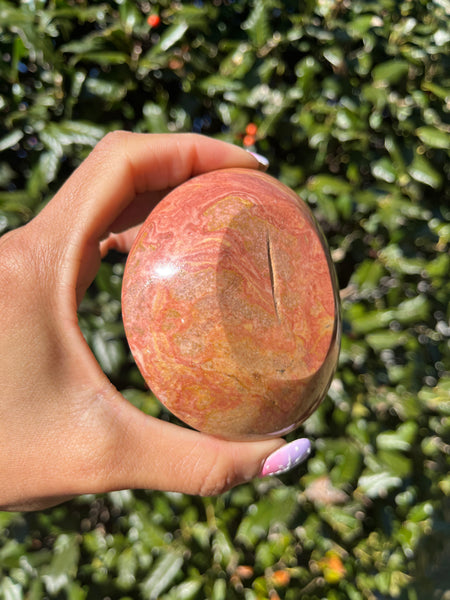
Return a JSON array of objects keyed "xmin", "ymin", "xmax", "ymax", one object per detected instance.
[{"xmin": 0, "ymin": 132, "xmax": 285, "ymax": 511}]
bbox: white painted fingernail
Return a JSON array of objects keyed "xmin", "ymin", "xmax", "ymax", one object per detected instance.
[{"xmin": 246, "ymin": 151, "xmax": 269, "ymax": 171}]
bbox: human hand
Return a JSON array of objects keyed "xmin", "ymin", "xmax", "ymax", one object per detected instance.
[{"xmin": 0, "ymin": 132, "xmax": 310, "ymax": 511}]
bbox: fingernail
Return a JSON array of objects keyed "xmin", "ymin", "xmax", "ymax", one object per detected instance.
[
  {"xmin": 260, "ymin": 438, "xmax": 311, "ymax": 477},
  {"xmin": 246, "ymin": 150, "xmax": 270, "ymax": 171}
]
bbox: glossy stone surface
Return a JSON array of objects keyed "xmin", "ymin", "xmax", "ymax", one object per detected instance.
[{"xmin": 122, "ymin": 168, "xmax": 341, "ymax": 440}]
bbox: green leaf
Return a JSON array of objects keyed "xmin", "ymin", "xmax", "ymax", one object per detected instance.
[
  {"xmin": 67, "ymin": 581, "xmax": 87, "ymax": 600},
  {"xmin": 0, "ymin": 577, "xmax": 23, "ymax": 600},
  {"xmin": 416, "ymin": 126, "xmax": 450, "ymax": 149},
  {"xmin": 371, "ymin": 157, "xmax": 397, "ymax": 183},
  {"xmin": 320, "ymin": 505, "xmax": 364, "ymax": 543},
  {"xmin": 377, "ymin": 421, "xmax": 418, "ymax": 451},
  {"xmin": 329, "ymin": 442, "xmax": 364, "ymax": 485},
  {"xmin": 118, "ymin": 0, "xmax": 141, "ymax": 33},
  {"xmin": 140, "ymin": 552, "xmax": 184, "ymax": 600},
  {"xmin": 142, "ymin": 102, "xmax": 169, "ymax": 133},
  {"xmin": 350, "ymin": 307, "xmax": 396, "ymax": 335},
  {"xmin": 0, "ymin": 4, "xmax": 35, "ymax": 28},
  {"xmin": 60, "ymin": 35, "xmax": 106, "ymax": 55},
  {"xmin": 211, "ymin": 579, "xmax": 227, "ymax": 600},
  {"xmin": 352, "ymin": 259, "xmax": 385, "ymax": 291},
  {"xmin": 427, "ymin": 250, "xmax": 450, "ymax": 278},
  {"xmin": 41, "ymin": 534, "xmax": 80, "ymax": 595},
  {"xmin": 161, "ymin": 578, "xmax": 202, "ymax": 600},
  {"xmin": 408, "ymin": 155, "xmax": 443, "ymax": 188},
  {"xmin": 40, "ymin": 121, "xmax": 105, "ymax": 156},
  {"xmin": 27, "ymin": 580, "xmax": 44, "ymax": 600},
  {"xmin": 0, "ymin": 130, "xmax": 24, "ymax": 152},
  {"xmin": 421, "ymin": 81, "xmax": 450, "ymax": 101},
  {"xmin": 47, "ymin": 5, "xmax": 110, "ymax": 23},
  {"xmin": 307, "ymin": 175, "xmax": 353, "ymax": 195},
  {"xmin": 236, "ymin": 488, "xmax": 298, "ymax": 548},
  {"xmin": 153, "ymin": 21, "xmax": 189, "ymax": 53},
  {"xmin": 219, "ymin": 43, "xmax": 255, "ymax": 79},
  {"xmin": 395, "ymin": 294, "xmax": 430, "ymax": 325},
  {"xmin": 241, "ymin": 0, "xmax": 274, "ymax": 48},
  {"xmin": 91, "ymin": 330, "xmax": 126, "ymax": 375},
  {"xmin": 212, "ymin": 529, "xmax": 236, "ymax": 569},
  {"xmin": 372, "ymin": 59, "xmax": 410, "ymax": 85},
  {"xmin": 358, "ymin": 467, "xmax": 402, "ymax": 498},
  {"xmin": 117, "ymin": 547, "xmax": 138, "ymax": 590},
  {"xmin": 371, "ymin": 156, "xmax": 397, "ymax": 183},
  {"xmin": 348, "ymin": 14, "xmax": 382, "ymax": 37},
  {"xmin": 198, "ymin": 75, "xmax": 244, "ymax": 96},
  {"xmin": 366, "ymin": 330, "xmax": 409, "ymax": 351},
  {"xmin": 27, "ymin": 150, "xmax": 61, "ymax": 197},
  {"xmin": 74, "ymin": 51, "xmax": 130, "ymax": 66},
  {"xmin": 323, "ymin": 46, "xmax": 344, "ymax": 69},
  {"xmin": 379, "ymin": 244, "xmax": 426, "ymax": 275},
  {"xmin": 0, "ymin": 162, "xmax": 15, "ymax": 187},
  {"xmin": 85, "ymin": 77, "xmax": 129, "ymax": 102},
  {"xmin": 418, "ymin": 378, "xmax": 450, "ymax": 415}
]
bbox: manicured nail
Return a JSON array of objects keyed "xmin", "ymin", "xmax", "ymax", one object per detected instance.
[
  {"xmin": 246, "ymin": 150, "xmax": 270, "ymax": 171},
  {"xmin": 260, "ymin": 438, "xmax": 311, "ymax": 477}
]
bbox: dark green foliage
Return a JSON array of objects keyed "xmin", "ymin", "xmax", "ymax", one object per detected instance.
[{"xmin": 0, "ymin": 0, "xmax": 449, "ymax": 598}]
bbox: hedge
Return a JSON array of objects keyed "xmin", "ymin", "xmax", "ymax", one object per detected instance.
[{"xmin": 0, "ymin": 1, "xmax": 449, "ymax": 599}]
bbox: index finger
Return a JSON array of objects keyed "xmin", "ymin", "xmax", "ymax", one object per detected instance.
[
  {"xmin": 38, "ymin": 132, "xmax": 263, "ymax": 247},
  {"xmin": 32, "ymin": 132, "xmax": 263, "ymax": 299}
]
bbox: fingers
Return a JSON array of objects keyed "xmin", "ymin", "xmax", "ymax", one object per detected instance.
[
  {"xmin": 100, "ymin": 227, "xmax": 142, "ymax": 257},
  {"xmin": 102, "ymin": 190, "xmax": 167, "ymax": 237},
  {"xmin": 98, "ymin": 189, "xmax": 166, "ymax": 256},
  {"xmin": 79, "ymin": 390, "xmax": 281, "ymax": 496},
  {"xmin": 36, "ymin": 132, "xmax": 263, "ymax": 246},
  {"xmin": 30, "ymin": 132, "xmax": 263, "ymax": 301}
]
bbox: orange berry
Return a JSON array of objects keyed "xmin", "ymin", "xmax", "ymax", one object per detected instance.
[
  {"xmin": 327, "ymin": 554, "xmax": 346, "ymax": 574},
  {"xmin": 243, "ymin": 134, "xmax": 255, "ymax": 147},
  {"xmin": 235, "ymin": 565, "xmax": 254, "ymax": 579},
  {"xmin": 147, "ymin": 14, "xmax": 161, "ymax": 27},
  {"xmin": 271, "ymin": 570, "xmax": 290, "ymax": 587},
  {"xmin": 245, "ymin": 123, "xmax": 258, "ymax": 136},
  {"xmin": 319, "ymin": 552, "xmax": 346, "ymax": 584}
]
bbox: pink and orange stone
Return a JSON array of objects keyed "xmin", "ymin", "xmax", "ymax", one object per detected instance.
[{"xmin": 122, "ymin": 168, "xmax": 341, "ymax": 440}]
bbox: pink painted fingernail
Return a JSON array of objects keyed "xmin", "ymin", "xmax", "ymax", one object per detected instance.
[
  {"xmin": 260, "ymin": 438, "xmax": 311, "ymax": 477},
  {"xmin": 246, "ymin": 150, "xmax": 269, "ymax": 171}
]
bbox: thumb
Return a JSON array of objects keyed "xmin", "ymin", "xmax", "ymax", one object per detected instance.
[{"xmin": 98, "ymin": 394, "xmax": 287, "ymax": 496}]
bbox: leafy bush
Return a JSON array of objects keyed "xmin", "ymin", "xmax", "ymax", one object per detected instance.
[{"xmin": 0, "ymin": 0, "xmax": 449, "ymax": 599}]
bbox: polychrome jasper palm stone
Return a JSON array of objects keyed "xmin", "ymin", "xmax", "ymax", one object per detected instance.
[{"xmin": 122, "ymin": 168, "xmax": 341, "ymax": 440}]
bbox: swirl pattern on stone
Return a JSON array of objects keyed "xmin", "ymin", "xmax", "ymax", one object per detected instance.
[{"xmin": 122, "ymin": 168, "xmax": 341, "ymax": 440}]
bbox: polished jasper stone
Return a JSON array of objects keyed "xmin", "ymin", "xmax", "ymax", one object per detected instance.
[{"xmin": 122, "ymin": 168, "xmax": 341, "ymax": 440}]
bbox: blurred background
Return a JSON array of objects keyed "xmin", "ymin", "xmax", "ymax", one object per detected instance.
[{"xmin": 0, "ymin": 1, "xmax": 449, "ymax": 598}]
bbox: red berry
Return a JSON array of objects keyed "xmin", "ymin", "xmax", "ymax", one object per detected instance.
[
  {"xmin": 147, "ymin": 14, "xmax": 161, "ymax": 28},
  {"xmin": 243, "ymin": 134, "xmax": 255, "ymax": 147}
]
